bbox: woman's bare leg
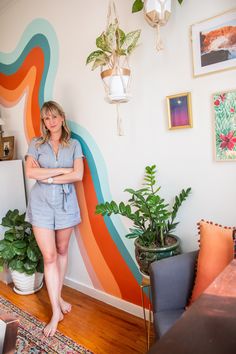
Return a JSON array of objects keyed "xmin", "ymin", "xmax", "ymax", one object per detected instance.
[
  {"xmin": 33, "ymin": 226, "xmax": 63, "ymax": 337},
  {"xmin": 55, "ymin": 227, "xmax": 73, "ymax": 314}
]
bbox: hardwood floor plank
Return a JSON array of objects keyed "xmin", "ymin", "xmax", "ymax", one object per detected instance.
[{"xmin": 0, "ymin": 281, "xmax": 154, "ymax": 353}]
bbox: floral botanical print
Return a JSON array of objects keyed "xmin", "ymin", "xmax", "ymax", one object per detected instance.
[{"xmin": 213, "ymin": 91, "xmax": 236, "ymax": 160}]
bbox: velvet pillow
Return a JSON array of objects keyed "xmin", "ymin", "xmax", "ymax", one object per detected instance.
[{"xmin": 189, "ymin": 220, "xmax": 234, "ymax": 304}]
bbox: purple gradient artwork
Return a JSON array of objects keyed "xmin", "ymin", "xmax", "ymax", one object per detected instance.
[{"xmin": 167, "ymin": 92, "xmax": 193, "ymax": 130}]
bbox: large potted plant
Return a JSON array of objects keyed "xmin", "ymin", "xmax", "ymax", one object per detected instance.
[
  {"xmin": 86, "ymin": 9, "xmax": 141, "ymax": 103},
  {"xmin": 96, "ymin": 165, "xmax": 191, "ymax": 275},
  {"xmin": 0, "ymin": 209, "xmax": 44, "ymax": 294}
]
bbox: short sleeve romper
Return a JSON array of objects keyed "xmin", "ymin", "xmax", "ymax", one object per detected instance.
[{"xmin": 25, "ymin": 138, "xmax": 83, "ymax": 230}]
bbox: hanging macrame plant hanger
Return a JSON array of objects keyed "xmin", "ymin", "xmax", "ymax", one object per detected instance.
[
  {"xmin": 101, "ymin": 0, "xmax": 132, "ymax": 135},
  {"xmin": 144, "ymin": 0, "xmax": 171, "ymax": 51}
]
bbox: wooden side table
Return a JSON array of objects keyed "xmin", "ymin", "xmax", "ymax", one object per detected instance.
[
  {"xmin": 140, "ymin": 275, "xmax": 152, "ymax": 351},
  {"xmin": 0, "ymin": 313, "xmax": 19, "ymax": 354}
]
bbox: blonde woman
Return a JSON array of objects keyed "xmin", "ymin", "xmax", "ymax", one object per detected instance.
[{"xmin": 25, "ymin": 101, "xmax": 84, "ymax": 337}]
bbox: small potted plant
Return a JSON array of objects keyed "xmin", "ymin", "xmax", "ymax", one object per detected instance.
[
  {"xmin": 86, "ymin": 18, "xmax": 141, "ymax": 103},
  {"xmin": 0, "ymin": 209, "xmax": 44, "ymax": 294},
  {"xmin": 96, "ymin": 165, "xmax": 191, "ymax": 275}
]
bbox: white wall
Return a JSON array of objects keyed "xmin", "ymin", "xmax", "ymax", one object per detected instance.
[
  {"xmin": 0, "ymin": 160, "xmax": 26, "ymax": 282},
  {"xmin": 1, "ymin": 0, "xmax": 236, "ymax": 311}
]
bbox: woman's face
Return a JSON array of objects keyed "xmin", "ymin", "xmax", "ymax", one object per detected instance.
[{"xmin": 43, "ymin": 109, "xmax": 64, "ymax": 135}]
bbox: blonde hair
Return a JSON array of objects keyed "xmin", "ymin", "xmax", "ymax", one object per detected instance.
[{"xmin": 38, "ymin": 101, "xmax": 71, "ymax": 146}]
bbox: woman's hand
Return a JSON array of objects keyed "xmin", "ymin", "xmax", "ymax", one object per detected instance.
[{"xmin": 31, "ymin": 157, "xmax": 40, "ymax": 168}]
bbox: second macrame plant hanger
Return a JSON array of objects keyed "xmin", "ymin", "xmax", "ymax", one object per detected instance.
[{"xmin": 101, "ymin": 1, "xmax": 132, "ymax": 136}]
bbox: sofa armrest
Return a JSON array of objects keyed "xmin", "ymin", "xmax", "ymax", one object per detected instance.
[{"xmin": 150, "ymin": 251, "xmax": 198, "ymax": 313}]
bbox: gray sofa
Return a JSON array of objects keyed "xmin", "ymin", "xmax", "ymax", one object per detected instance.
[{"xmin": 148, "ymin": 251, "xmax": 198, "ymax": 354}]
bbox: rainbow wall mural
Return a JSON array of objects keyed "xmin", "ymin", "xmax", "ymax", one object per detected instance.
[{"xmin": 0, "ymin": 19, "xmax": 148, "ymax": 307}]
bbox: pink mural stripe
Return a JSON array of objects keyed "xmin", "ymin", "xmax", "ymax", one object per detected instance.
[{"xmin": 76, "ymin": 181, "xmax": 122, "ymax": 297}]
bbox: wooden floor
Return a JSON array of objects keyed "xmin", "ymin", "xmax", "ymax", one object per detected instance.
[{"xmin": 0, "ymin": 281, "xmax": 154, "ymax": 354}]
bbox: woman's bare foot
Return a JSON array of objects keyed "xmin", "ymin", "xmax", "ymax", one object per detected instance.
[
  {"xmin": 59, "ymin": 297, "xmax": 72, "ymax": 314},
  {"xmin": 43, "ymin": 310, "xmax": 64, "ymax": 337}
]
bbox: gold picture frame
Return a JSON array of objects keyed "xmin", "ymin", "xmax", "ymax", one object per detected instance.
[
  {"xmin": 166, "ymin": 92, "xmax": 193, "ymax": 130},
  {"xmin": 191, "ymin": 8, "xmax": 236, "ymax": 77},
  {"xmin": 0, "ymin": 136, "xmax": 14, "ymax": 160}
]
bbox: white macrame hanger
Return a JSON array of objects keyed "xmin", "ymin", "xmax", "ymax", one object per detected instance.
[
  {"xmin": 116, "ymin": 103, "xmax": 125, "ymax": 136},
  {"xmin": 156, "ymin": 24, "xmax": 164, "ymax": 51},
  {"xmin": 104, "ymin": 0, "xmax": 128, "ymax": 135},
  {"xmin": 106, "ymin": 0, "xmax": 119, "ymax": 31},
  {"xmin": 155, "ymin": 0, "xmax": 168, "ymax": 51}
]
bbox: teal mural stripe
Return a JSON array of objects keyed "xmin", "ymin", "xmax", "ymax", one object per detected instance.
[{"xmin": 69, "ymin": 121, "xmax": 141, "ymax": 283}]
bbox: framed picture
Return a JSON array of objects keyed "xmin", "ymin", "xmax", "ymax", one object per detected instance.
[
  {"xmin": 0, "ymin": 136, "xmax": 14, "ymax": 160},
  {"xmin": 166, "ymin": 92, "xmax": 193, "ymax": 130},
  {"xmin": 213, "ymin": 89, "xmax": 236, "ymax": 161},
  {"xmin": 191, "ymin": 9, "xmax": 236, "ymax": 76}
]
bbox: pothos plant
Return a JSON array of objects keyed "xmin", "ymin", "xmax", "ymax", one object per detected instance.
[
  {"xmin": 0, "ymin": 209, "xmax": 43, "ymax": 275},
  {"xmin": 86, "ymin": 20, "xmax": 141, "ymax": 70},
  {"xmin": 96, "ymin": 165, "xmax": 191, "ymax": 248},
  {"xmin": 132, "ymin": 0, "xmax": 184, "ymax": 13}
]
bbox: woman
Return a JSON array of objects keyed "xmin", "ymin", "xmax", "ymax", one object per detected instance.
[{"xmin": 25, "ymin": 101, "xmax": 84, "ymax": 337}]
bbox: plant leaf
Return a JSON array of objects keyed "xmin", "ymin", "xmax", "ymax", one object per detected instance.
[
  {"xmin": 86, "ymin": 50, "xmax": 107, "ymax": 65},
  {"xmin": 123, "ymin": 30, "xmax": 141, "ymax": 55},
  {"xmin": 116, "ymin": 28, "xmax": 126, "ymax": 47},
  {"xmin": 106, "ymin": 23, "xmax": 117, "ymax": 51},
  {"xmin": 132, "ymin": 0, "xmax": 144, "ymax": 13},
  {"xmin": 96, "ymin": 31, "xmax": 112, "ymax": 52},
  {"xmin": 92, "ymin": 56, "xmax": 109, "ymax": 70}
]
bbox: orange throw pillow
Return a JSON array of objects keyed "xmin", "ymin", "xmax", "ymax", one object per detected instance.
[{"xmin": 189, "ymin": 220, "xmax": 234, "ymax": 304}]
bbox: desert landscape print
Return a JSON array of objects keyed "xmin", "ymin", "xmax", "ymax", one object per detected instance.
[{"xmin": 200, "ymin": 19, "xmax": 236, "ymax": 67}]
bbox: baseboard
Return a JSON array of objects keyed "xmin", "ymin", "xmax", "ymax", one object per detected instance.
[{"xmin": 64, "ymin": 276, "xmax": 151, "ymax": 319}]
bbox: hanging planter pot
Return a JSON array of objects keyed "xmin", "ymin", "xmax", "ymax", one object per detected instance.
[
  {"xmin": 86, "ymin": 0, "xmax": 141, "ymax": 135},
  {"xmin": 144, "ymin": 0, "xmax": 172, "ymax": 51},
  {"xmin": 144, "ymin": 0, "xmax": 171, "ymax": 28},
  {"xmin": 132, "ymin": 0, "xmax": 184, "ymax": 51},
  {"xmin": 101, "ymin": 67, "xmax": 131, "ymax": 103}
]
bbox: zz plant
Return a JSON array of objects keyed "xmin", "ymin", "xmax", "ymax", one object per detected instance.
[
  {"xmin": 0, "ymin": 209, "xmax": 43, "ymax": 275},
  {"xmin": 96, "ymin": 165, "xmax": 191, "ymax": 248}
]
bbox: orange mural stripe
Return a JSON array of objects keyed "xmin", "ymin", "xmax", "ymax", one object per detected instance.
[
  {"xmin": 75, "ymin": 181, "xmax": 122, "ymax": 297},
  {"xmin": 0, "ymin": 47, "xmax": 44, "ymax": 138},
  {"xmin": 82, "ymin": 160, "xmax": 143, "ymax": 305},
  {"xmin": 0, "ymin": 66, "xmax": 37, "ymax": 140}
]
